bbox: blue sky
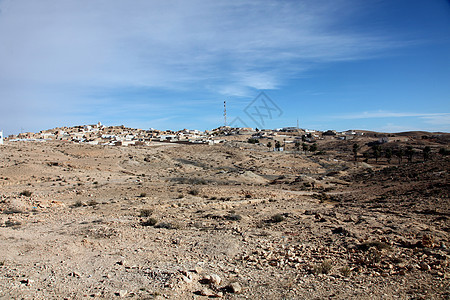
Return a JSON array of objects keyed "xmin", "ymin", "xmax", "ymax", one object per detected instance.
[{"xmin": 0, "ymin": 0, "xmax": 449, "ymax": 135}]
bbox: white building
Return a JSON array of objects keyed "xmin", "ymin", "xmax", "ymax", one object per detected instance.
[{"xmin": 0, "ymin": 131, "xmax": 3, "ymax": 145}]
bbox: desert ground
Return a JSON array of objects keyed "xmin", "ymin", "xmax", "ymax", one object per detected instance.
[{"xmin": 0, "ymin": 136, "xmax": 449, "ymax": 299}]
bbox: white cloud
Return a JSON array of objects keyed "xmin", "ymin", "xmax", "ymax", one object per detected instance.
[
  {"xmin": 0, "ymin": 0, "xmax": 404, "ymax": 93},
  {"xmin": 333, "ymin": 111, "xmax": 450, "ymax": 120},
  {"xmin": 0, "ymin": 0, "xmax": 421, "ymax": 134},
  {"xmin": 419, "ymin": 114, "xmax": 450, "ymax": 126}
]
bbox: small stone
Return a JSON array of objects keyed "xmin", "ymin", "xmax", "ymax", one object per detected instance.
[
  {"xmin": 69, "ymin": 272, "xmax": 81, "ymax": 278},
  {"xmin": 181, "ymin": 275, "xmax": 192, "ymax": 284},
  {"xmin": 199, "ymin": 288, "xmax": 215, "ymax": 296},
  {"xmin": 210, "ymin": 274, "xmax": 222, "ymax": 285},
  {"xmin": 228, "ymin": 282, "xmax": 242, "ymax": 294},
  {"xmin": 20, "ymin": 279, "xmax": 34, "ymax": 286},
  {"xmin": 193, "ymin": 266, "xmax": 203, "ymax": 274},
  {"xmin": 202, "ymin": 274, "xmax": 211, "ymax": 282},
  {"xmin": 118, "ymin": 290, "xmax": 127, "ymax": 297},
  {"xmin": 420, "ymin": 262, "xmax": 431, "ymax": 271}
]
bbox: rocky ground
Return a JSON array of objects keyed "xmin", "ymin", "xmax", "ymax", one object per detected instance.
[{"xmin": 0, "ymin": 139, "xmax": 449, "ymax": 299}]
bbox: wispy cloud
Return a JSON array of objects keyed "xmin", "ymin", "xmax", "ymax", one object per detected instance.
[
  {"xmin": 0, "ymin": 0, "xmax": 425, "ymax": 134},
  {"xmin": 419, "ymin": 114, "xmax": 450, "ymax": 126},
  {"xmin": 0, "ymin": 0, "xmax": 405, "ymax": 95},
  {"xmin": 333, "ymin": 111, "xmax": 450, "ymax": 122},
  {"xmin": 329, "ymin": 111, "xmax": 450, "ymax": 132}
]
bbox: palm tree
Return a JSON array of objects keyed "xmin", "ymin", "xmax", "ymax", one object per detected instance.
[
  {"xmin": 422, "ymin": 146, "xmax": 431, "ymax": 161},
  {"xmin": 395, "ymin": 148, "xmax": 404, "ymax": 164},
  {"xmin": 267, "ymin": 141, "xmax": 272, "ymax": 151},
  {"xmin": 385, "ymin": 148, "xmax": 392, "ymax": 164},
  {"xmin": 439, "ymin": 147, "xmax": 449, "ymax": 156},
  {"xmin": 363, "ymin": 152, "xmax": 370, "ymax": 162},
  {"xmin": 406, "ymin": 146, "xmax": 414, "ymax": 162},
  {"xmin": 275, "ymin": 140, "xmax": 281, "ymax": 151},
  {"xmin": 372, "ymin": 145, "xmax": 381, "ymax": 163},
  {"xmin": 302, "ymin": 143, "xmax": 308, "ymax": 154},
  {"xmin": 352, "ymin": 143, "xmax": 359, "ymax": 161}
]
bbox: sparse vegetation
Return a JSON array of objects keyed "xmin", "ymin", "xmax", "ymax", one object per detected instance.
[
  {"xmin": 340, "ymin": 265, "xmax": 351, "ymax": 277},
  {"xmin": 141, "ymin": 218, "xmax": 158, "ymax": 226},
  {"xmin": 20, "ymin": 190, "xmax": 32, "ymax": 197},
  {"xmin": 155, "ymin": 222, "xmax": 182, "ymax": 230},
  {"xmin": 188, "ymin": 189, "xmax": 199, "ymax": 196},
  {"xmin": 139, "ymin": 209, "xmax": 153, "ymax": 217},
  {"xmin": 226, "ymin": 214, "xmax": 242, "ymax": 221},
  {"xmin": 139, "ymin": 192, "xmax": 147, "ymax": 197},
  {"xmin": 313, "ymin": 260, "xmax": 333, "ymax": 274},
  {"xmin": 72, "ymin": 200, "xmax": 83, "ymax": 208},
  {"xmin": 270, "ymin": 213, "xmax": 285, "ymax": 223},
  {"xmin": 87, "ymin": 199, "xmax": 98, "ymax": 206}
]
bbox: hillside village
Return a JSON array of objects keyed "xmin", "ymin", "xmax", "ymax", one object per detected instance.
[{"xmin": 5, "ymin": 122, "xmax": 370, "ymax": 147}]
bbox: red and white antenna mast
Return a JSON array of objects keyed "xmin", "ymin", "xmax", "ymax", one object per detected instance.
[{"xmin": 224, "ymin": 100, "xmax": 227, "ymax": 127}]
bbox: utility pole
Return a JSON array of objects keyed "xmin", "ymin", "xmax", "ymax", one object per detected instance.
[
  {"xmin": 224, "ymin": 101, "xmax": 227, "ymax": 127},
  {"xmin": 297, "ymin": 118, "xmax": 299, "ymax": 129}
]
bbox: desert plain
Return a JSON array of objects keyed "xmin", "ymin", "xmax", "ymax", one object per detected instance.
[{"xmin": 0, "ymin": 132, "xmax": 449, "ymax": 299}]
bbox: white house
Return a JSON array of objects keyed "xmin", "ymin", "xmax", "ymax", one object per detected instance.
[{"xmin": 0, "ymin": 131, "xmax": 3, "ymax": 145}]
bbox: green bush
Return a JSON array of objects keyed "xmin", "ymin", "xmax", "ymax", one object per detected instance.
[
  {"xmin": 72, "ymin": 200, "xmax": 83, "ymax": 208},
  {"xmin": 141, "ymin": 218, "xmax": 158, "ymax": 226},
  {"xmin": 87, "ymin": 199, "xmax": 98, "ymax": 206},
  {"xmin": 155, "ymin": 222, "xmax": 181, "ymax": 229},
  {"xmin": 313, "ymin": 260, "xmax": 333, "ymax": 274},
  {"xmin": 139, "ymin": 209, "xmax": 153, "ymax": 217},
  {"xmin": 226, "ymin": 214, "xmax": 242, "ymax": 221},
  {"xmin": 270, "ymin": 213, "xmax": 285, "ymax": 223},
  {"xmin": 20, "ymin": 190, "xmax": 32, "ymax": 197},
  {"xmin": 188, "ymin": 189, "xmax": 199, "ymax": 196}
]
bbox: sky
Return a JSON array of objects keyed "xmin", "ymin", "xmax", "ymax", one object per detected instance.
[{"xmin": 0, "ymin": 0, "xmax": 449, "ymax": 135}]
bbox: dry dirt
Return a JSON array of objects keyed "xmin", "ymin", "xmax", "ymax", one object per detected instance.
[{"xmin": 0, "ymin": 140, "xmax": 449, "ymax": 299}]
